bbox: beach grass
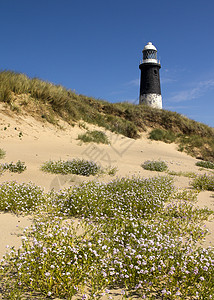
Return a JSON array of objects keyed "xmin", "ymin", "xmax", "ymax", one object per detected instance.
[{"xmin": 77, "ymin": 130, "xmax": 110, "ymax": 144}]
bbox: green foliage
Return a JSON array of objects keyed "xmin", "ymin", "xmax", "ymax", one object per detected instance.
[
  {"xmin": 0, "ymin": 148, "xmax": 6, "ymax": 159},
  {"xmin": 191, "ymin": 174, "xmax": 214, "ymax": 191},
  {"xmin": 77, "ymin": 130, "xmax": 110, "ymax": 144},
  {"xmin": 196, "ymin": 160, "xmax": 214, "ymax": 170},
  {"xmin": 141, "ymin": 160, "xmax": 168, "ymax": 172},
  {"xmin": 1, "ymin": 176, "xmax": 214, "ymax": 299},
  {"xmin": 0, "ymin": 181, "xmax": 45, "ymax": 213},
  {"xmin": 1, "ymin": 160, "xmax": 27, "ymax": 173},
  {"xmin": 41, "ymin": 159, "xmax": 101, "ymax": 176},
  {"xmin": 149, "ymin": 128, "xmax": 177, "ymax": 143}
]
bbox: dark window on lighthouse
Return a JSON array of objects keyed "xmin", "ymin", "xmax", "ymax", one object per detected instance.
[{"xmin": 154, "ymin": 70, "xmax": 157, "ymax": 75}]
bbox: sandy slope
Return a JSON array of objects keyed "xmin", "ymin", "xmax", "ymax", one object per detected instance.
[{"xmin": 0, "ymin": 110, "xmax": 213, "ymax": 266}]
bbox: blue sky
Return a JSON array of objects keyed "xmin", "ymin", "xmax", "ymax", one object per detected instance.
[{"xmin": 0, "ymin": 0, "xmax": 214, "ymax": 127}]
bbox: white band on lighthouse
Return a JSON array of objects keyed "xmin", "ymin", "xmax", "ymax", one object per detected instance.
[{"xmin": 140, "ymin": 94, "xmax": 162, "ymax": 109}]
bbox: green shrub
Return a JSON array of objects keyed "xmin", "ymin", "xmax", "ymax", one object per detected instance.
[
  {"xmin": 1, "ymin": 160, "xmax": 27, "ymax": 173},
  {"xmin": 77, "ymin": 130, "xmax": 110, "ymax": 144},
  {"xmin": 149, "ymin": 128, "xmax": 177, "ymax": 143},
  {"xmin": 191, "ymin": 174, "xmax": 214, "ymax": 191},
  {"xmin": 196, "ymin": 160, "xmax": 214, "ymax": 170},
  {"xmin": 41, "ymin": 159, "xmax": 101, "ymax": 176},
  {"xmin": 141, "ymin": 160, "xmax": 168, "ymax": 172}
]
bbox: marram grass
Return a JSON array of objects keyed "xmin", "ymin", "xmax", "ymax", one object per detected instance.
[{"xmin": 77, "ymin": 130, "xmax": 110, "ymax": 144}]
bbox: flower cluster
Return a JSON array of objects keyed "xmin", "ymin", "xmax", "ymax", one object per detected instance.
[
  {"xmin": 1, "ymin": 176, "xmax": 214, "ymax": 299},
  {"xmin": 41, "ymin": 159, "xmax": 101, "ymax": 176},
  {"xmin": 0, "ymin": 181, "xmax": 45, "ymax": 213},
  {"xmin": 1, "ymin": 160, "xmax": 26, "ymax": 173},
  {"xmin": 56, "ymin": 176, "xmax": 174, "ymax": 219}
]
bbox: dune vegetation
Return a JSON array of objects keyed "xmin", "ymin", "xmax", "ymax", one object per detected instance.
[
  {"xmin": 0, "ymin": 70, "xmax": 213, "ymax": 162},
  {"xmin": 0, "ymin": 175, "xmax": 214, "ymax": 299}
]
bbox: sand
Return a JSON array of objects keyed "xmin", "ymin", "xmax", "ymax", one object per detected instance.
[{"xmin": 0, "ymin": 109, "xmax": 213, "ymax": 297}]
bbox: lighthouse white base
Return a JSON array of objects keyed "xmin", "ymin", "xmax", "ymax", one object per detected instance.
[{"xmin": 140, "ymin": 94, "xmax": 162, "ymax": 109}]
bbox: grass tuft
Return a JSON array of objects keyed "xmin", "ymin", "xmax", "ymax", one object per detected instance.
[
  {"xmin": 149, "ymin": 128, "xmax": 177, "ymax": 143},
  {"xmin": 191, "ymin": 174, "xmax": 214, "ymax": 191},
  {"xmin": 77, "ymin": 130, "xmax": 110, "ymax": 144}
]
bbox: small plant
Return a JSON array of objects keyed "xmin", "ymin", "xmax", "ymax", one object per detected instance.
[
  {"xmin": 41, "ymin": 159, "xmax": 101, "ymax": 176},
  {"xmin": 141, "ymin": 160, "xmax": 168, "ymax": 172},
  {"xmin": 105, "ymin": 166, "xmax": 118, "ymax": 176},
  {"xmin": 77, "ymin": 130, "xmax": 110, "ymax": 144},
  {"xmin": 0, "ymin": 148, "xmax": 6, "ymax": 159},
  {"xmin": 196, "ymin": 160, "xmax": 214, "ymax": 170},
  {"xmin": 2, "ymin": 160, "xmax": 27, "ymax": 173},
  {"xmin": 149, "ymin": 128, "xmax": 177, "ymax": 143},
  {"xmin": 191, "ymin": 174, "xmax": 214, "ymax": 191}
]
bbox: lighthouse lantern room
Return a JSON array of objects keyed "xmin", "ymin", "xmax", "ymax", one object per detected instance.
[{"xmin": 139, "ymin": 42, "xmax": 162, "ymax": 109}]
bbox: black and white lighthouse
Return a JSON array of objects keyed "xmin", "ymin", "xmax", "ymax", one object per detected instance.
[{"xmin": 139, "ymin": 42, "xmax": 162, "ymax": 109}]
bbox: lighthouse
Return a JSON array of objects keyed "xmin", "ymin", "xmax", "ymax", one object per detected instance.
[{"xmin": 139, "ymin": 42, "xmax": 162, "ymax": 109}]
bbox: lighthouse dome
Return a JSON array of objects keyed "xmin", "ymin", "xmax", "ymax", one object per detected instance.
[{"xmin": 143, "ymin": 42, "xmax": 157, "ymax": 52}]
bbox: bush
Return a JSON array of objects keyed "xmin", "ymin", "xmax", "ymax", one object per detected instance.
[
  {"xmin": 141, "ymin": 160, "xmax": 168, "ymax": 172},
  {"xmin": 191, "ymin": 174, "xmax": 214, "ymax": 191},
  {"xmin": 1, "ymin": 160, "xmax": 27, "ymax": 173},
  {"xmin": 41, "ymin": 159, "xmax": 101, "ymax": 176},
  {"xmin": 196, "ymin": 160, "xmax": 214, "ymax": 170},
  {"xmin": 149, "ymin": 128, "xmax": 177, "ymax": 143},
  {"xmin": 77, "ymin": 130, "xmax": 110, "ymax": 144}
]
